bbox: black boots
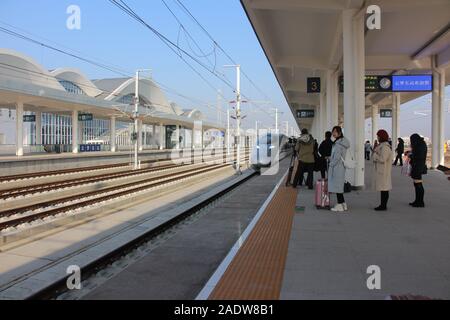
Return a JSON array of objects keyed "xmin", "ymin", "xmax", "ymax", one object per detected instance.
[
  {"xmin": 410, "ymin": 183, "xmax": 425, "ymax": 207},
  {"xmin": 375, "ymin": 191, "xmax": 389, "ymax": 211}
]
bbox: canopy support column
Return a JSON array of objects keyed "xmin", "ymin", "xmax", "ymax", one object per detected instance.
[
  {"xmin": 72, "ymin": 110, "xmax": 78, "ymax": 154},
  {"xmin": 343, "ymin": 9, "xmax": 365, "ymax": 188},
  {"xmin": 371, "ymin": 105, "xmax": 378, "ymax": 145},
  {"xmin": 431, "ymin": 56, "xmax": 446, "ymax": 168},
  {"xmin": 16, "ymin": 102, "xmax": 24, "ymax": 156},
  {"xmin": 392, "ymin": 93, "xmax": 400, "ymax": 152}
]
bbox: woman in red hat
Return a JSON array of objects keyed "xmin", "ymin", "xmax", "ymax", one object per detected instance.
[{"xmin": 372, "ymin": 129, "xmax": 393, "ymax": 211}]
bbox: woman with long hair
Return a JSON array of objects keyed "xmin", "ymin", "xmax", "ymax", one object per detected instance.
[
  {"xmin": 328, "ymin": 126, "xmax": 350, "ymax": 212},
  {"xmin": 408, "ymin": 134, "xmax": 427, "ymax": 207},
  {"xmin": 372, "ymin": 130, "xmax": 393, "ymax": 211}
]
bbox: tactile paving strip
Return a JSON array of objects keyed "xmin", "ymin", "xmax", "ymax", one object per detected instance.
[{"xmin": 209, "ymin": 182, "xmax": 298, "ymax": 300}]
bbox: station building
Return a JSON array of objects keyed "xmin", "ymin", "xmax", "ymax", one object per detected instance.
[{"xmin": 0, "ymin": 49, "xmax": 224, "ymax": 156}]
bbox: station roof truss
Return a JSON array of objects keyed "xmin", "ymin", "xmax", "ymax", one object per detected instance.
[{"xmin": 241, "ymin": 0, "xmax": 450, "ymax": 127}]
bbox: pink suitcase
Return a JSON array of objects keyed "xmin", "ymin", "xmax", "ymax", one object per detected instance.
[{"xmin": 315, "ymin": 178, "xmax": 330, "ymax": 209}]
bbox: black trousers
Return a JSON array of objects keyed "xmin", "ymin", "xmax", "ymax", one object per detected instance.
[
  {"xmin": 380, "ymin": 191, "xmax": 389, "ymax": 208},
  {"xmin": 293, "ymin": 161, "xmax": 314, "ymax": 188},
  {"xmin": 320, "ymin": 168, "xmax": 327, "ymax": 179},
  {"xmin": 365, "ymin": 151, "xmax": 371, "ymax": 160},
  {"xmin": 337, "ymin": 193, "xmax": 345, "ymax": 204},
  {"xmin": 393, "ymin": 153, "xmax": 403, "ymax": 166}
]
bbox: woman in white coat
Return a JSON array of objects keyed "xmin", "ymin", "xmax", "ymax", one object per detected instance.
[{"xmin": 372, "ymin": 129, "xmax": 393, "ymax": 211}]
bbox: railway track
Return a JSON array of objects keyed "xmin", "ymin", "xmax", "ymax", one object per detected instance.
[
  {"xmin": 0, "ymin": 152, "xmax": 249, "ymax": 200},
  {"xmin": 0, "ymin": 162, "xmax": 240, "ymax": 232},
  {"xmin": 0, "ymin": 147, "xmax": 250, "ymax": 183},
  {"xmin": 0, "ymin": 163, "xmax": 181, "ymax": 200},
  {"xmin": 24, "ymin": 169, "xmax": 258, "ymax": 300}
]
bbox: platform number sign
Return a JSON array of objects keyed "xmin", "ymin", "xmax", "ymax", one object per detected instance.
[
  {"xmin": 307, "ymin": 77, "xmax": 321, "ymax": 93},
  {"xmin": 297, "ymin": 110, "xmax": 315, "ymax": 119},
  {"xmin": 78, "ymin": 113, "xmax": 93, "ymax": 121},
  {"xmin": 380, "ymin": 109, "xmax": 392, "ymax": 118},
  {"xmin": 23, "ymin": 115, "xmax": 36, "ymax": 122}
]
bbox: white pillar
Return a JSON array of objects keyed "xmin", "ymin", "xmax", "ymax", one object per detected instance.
[
  {"xmin": 152, "ymin": 124, "xmax": 156, "ymax": 148},
  {"xmin": 175, "ymin": 125, "xmax": 180, "ymax": 150},
  {"xmin": 35, "ymin": 111, "xmax": 42, "ymax": 146},
  {"xmin": 431, "ymin": 56, "xmax": 445, "ymax": 168},
  {"xmin": 72, "ymin": 110, "xmax": 79, "ymax": 154},
  {"xmin": 371, "ymin": 105, "xmax": 378, "ymax": 144},
  {"xmin": 137, "ymin": 120, "xmax": 143, "ymax": 151},
  {"xmin": 159, "ymin": 123, "xmax": 164, "ymax": 150},
  {"xmin": 326, "ymin": 70, "xmax": 339, "ymax": 129},
  {"xmin": 319, "ymin": 92, "xmax": 327, "ymax": 139},
  {"xmin": 343, "ymin": 9, "xmax": 365, "ymax": 188},
  {"xmin": 110, "ymin": 116, "xmax": 116, "ymax": 152},
  {"xmin": 201, "ymin": 129, "xmax": 204, "ymax": 149},
  {"xmin": 392, "ymin": 93, "xmax": 400, "ymax": 152},
  {"xmin": 15, "ymin": 102, "xmax": 24, "ymax": 156}
]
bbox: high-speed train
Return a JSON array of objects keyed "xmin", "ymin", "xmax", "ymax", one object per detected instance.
[{"xmin": 250, "ymin": 132, "xmax": 291, "ymax": 170}]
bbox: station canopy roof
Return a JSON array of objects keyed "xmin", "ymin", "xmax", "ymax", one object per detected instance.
[
  {"xmin": 0, "ymin": 48, "xmax": 222, "ymax": 130},
  {"xmin": 241, "ymin": 0, "xmax": 450, "ymax": 126}
]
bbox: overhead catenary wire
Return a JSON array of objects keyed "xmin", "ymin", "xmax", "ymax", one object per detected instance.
[
  {"xmin": 107, "ymin": 0, "xmax": 261, "ymax": 124},
  {"xmin": 108, "ymin": 0, "xmax": 235, "ymax": 91},
  {"xmin": 173, "ymin": 0, "xmax": 275, "ymax": 116}
]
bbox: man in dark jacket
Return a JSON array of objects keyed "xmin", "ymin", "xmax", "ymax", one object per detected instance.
[
  {"xmin": 393, "ymin": 137, "xmax": 405, "ymax": 166},
  {"xmin": 293, "ymin": 129, "xmax": 315, "ymax": 189},
  {"xmin": 318, "ymin": 131, "xmax": 333, "ymax": 179}
]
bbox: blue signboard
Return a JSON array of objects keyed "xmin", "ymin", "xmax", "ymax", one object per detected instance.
[
  {"xmin": 79, "ymin": 144, "xmax": 101, "ymax": 152},
  {"xmin": 392, "ymin": 75, "xmax": 432, "ymax": 92}
]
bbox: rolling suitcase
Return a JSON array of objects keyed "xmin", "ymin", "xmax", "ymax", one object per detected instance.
[{"xmin": 315, "ymin": 160, "xmax": 330, "ymax": 209}]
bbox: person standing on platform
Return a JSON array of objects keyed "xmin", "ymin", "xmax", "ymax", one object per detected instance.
[
  {"xmin": 292, "ymin": 129, "xmax": 315, "ymax": 189},
  {"xmin": 328, "ymin": 126, "xmax": 350, "ymax": 212},
  {"xmin": 318, "ymin": 131, "xmax": 333, "ymax": 179},
  {"xmin": 408, "ymin": 133, "xmax": 427, "ymax": 207},
  {"xmin": 393, "ymin": 137, "xmax": 405, "ymax": 166},
  {"xmin": 372, "ymin": 130, "xmax": 393, "ymax": 211},
  {"xmin": 365, "ymin": 140, "xmax": 372, "ymax": 160}
]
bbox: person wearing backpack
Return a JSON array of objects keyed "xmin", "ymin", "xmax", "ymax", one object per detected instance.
[
  {"xmin": 372, "ymin": 130, "xmax": 393, "ymax": 211},
  {"xmin": 328, "ymin": 126, "xmax": 350, "ymax": 212},
  {"xmin": 292, "ymin": 129, "xmax": 315, "ymax": 189}
]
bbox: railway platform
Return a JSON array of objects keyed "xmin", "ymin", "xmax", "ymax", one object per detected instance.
[
  {"xmin": 0, "ymin": 157, "xmax": 448, "ymax": 300},
  {"xmin": 199, "ymin": 162, "xmax": 450, "ymax": 300}
]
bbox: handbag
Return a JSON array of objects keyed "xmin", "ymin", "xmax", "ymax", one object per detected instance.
[
  {"xmin": 401, "ymin": 158, "xmax": 412, "ymax": 176},
  {"xmin": 341, "ymin": 150, "xmax": 356, "ymax": 169},
  {"xmin": 344, "ymin": 181, "xmax": 352, "ymax": 193}
]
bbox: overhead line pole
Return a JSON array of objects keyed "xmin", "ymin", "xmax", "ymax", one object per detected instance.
[{"xmin": 225, "ymin": 64, "xmax": 242, "ymax": 175}]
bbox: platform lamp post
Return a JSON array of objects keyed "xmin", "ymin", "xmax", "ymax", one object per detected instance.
[
  {"xmin": 224, "ymin": 65, "xmax": 243, "ymax": 175},
  {"xmin": 133, "ymin": 69, "xmax": 152, "ymax": 170}
]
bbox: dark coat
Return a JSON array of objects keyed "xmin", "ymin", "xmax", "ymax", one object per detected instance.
[
  {"xmin": 317, "ymin": 138, "xmax": 333, "ymax": 171},
  {"xmin": 396, "ymin": 139, "xmax": 405, "ymax": 155},
  {"xmin": 409, "ymin": 134, "xmax": 427, "ymax": 179}
]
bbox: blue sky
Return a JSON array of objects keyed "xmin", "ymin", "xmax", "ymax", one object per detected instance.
[{"xmin": 0, "ymin": 0, "xmax": 448, "ymax": 139}]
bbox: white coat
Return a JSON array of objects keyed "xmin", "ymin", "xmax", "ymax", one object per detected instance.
[{"xmin": 372, "ymin": 141, "xmax": 393, "ymax": 191}]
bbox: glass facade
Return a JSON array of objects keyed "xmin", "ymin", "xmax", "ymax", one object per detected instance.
[
  {"xmin": 41, "ymin": 113, "xmax": 72, "ymax": 145},
  {"xmin": 58, "ymin": 80, "xmax": 86, "ymax": 95}
]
